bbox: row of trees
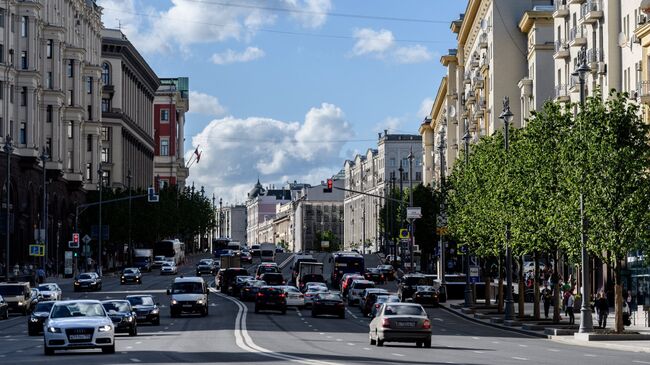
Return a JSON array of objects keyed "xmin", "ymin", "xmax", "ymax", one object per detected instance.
[{"xmin": 447, "ymin": 91, "xmax": 650, "ymax": 332}]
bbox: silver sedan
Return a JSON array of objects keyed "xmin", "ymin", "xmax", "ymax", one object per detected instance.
[{"xmin": 368, "ymin": 303, "xmax": 431, "ymax": 348}]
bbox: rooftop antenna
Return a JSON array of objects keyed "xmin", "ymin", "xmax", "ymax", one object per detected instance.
[{"xmin": 116, "ymin": 18, "xmax": 122, "ymax": 30}]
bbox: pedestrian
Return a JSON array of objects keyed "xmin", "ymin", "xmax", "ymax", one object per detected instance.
[
  {"xmin": 566, "ymin": 292, "xmax": 575, "ymax": 325},
  {"xmin": 37, "ymin": 267, "xmax": 45, "ymax": 284},
  {"xmin": 595, "ymin": 292, "xmax": 609, "ymax": 329},
  {"xmin": 542, "ymin": 285, "xmax": 552, "ymax": 319}
]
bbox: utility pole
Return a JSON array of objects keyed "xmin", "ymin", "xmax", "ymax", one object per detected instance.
[
  {"xmin": 127, "ymin": 169, "xmax": 132, "ymax": 267},
  {"xmin": 398, "ymin": 161, "xmax": 403, "ymax": 261},
  {"xmin": 407, "ymin": 148, "xmax": 414, "ymax": 273},
  {"xmin": 219, "ymin": 197, "xmax": 223, "ymax": 238},
  {"xmin": 438, "ymin": 125, "xmax": 446, "ymax": 285},
  {"xmin": 40, "ymin": 147, "xmax": 49, "ymax": 271},
  {"xmin": 97, "ymin": 165, "xmax": 103, "ymax": 276},
  {"xmin": 4, "ymin": 136, "xmax": 13, "ymax": 279}
]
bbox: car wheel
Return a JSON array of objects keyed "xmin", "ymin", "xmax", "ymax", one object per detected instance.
[
  {"xmin": 202, "ymin": 307, "xmax": 209, "ymax": 317},
  {"xmin": 254, "ymin": 307, "xmax": 259, "ymax": 314},
  {"xmin": 339, "ymin": 313, "xmax": 345, "ymax": 319},
  {"xmin": 102, "ymin": 344, "xmax": 116, "ymax": 354},
  {"xmin": 416, "ymin": 341, "xmax": 423, "ymax": 348},
  {"xmin": 130, "ymin": 326, "xmax": 137, "ymax": 336},
  {"xmin": 44, "ymin": 344, "xmax": 54, "ymax": 356},
  {"xmin": 281, "ymin": 309, "xmax": 287, "ymax": 315},
  {"xmin": 424, "ymin": 339, "xmax": 431, "ymax": 348}
]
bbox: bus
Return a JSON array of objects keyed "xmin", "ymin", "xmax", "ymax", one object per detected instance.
[
  {"xmin": 330, "ymin": 251, "xmax": 365, "ymax": 287},
  {"xmin": 153, "ymin": 239, "xmax": 185, "ymax": 265},
  {"xmin": 212, "ymin": 237, "xmax": 231, "ymax": 258}
]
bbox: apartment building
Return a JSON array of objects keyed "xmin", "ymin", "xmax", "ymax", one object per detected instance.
[
  {"xmin": 0, "ymin": 0, "xmax": 103, "ymax": 267},
  {"xmin": 100, "ymin": 28, "xmax": 159, "ymax": 190},
  {"xmin": 246, "ymin": 180, "xmax": 305, "ymax": 245},
  {"xmin": 344, "ymin": 131, "xmax": 422, "ymax": 252},
  {"xmin": 154, "ymin": 77, "xmax": 189, "ymax": 189},
  {"xmin": 217, "ymin": 204, "xmax": 247, "ymax": 245}
]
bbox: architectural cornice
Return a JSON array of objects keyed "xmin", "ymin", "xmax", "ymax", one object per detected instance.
[
  {"xmin": 431, "ymin": 77, "xmax": 448, "ymax": 131},
  {"xmin": 102, "ymin": 34, "xmax": 160, "ymax": 95},
  {"xmin": 519, "ymin": 10, "xmax": 553, "ymax": 34},
  {"xmin": 458, "ymin": 0, "xmax": 481, "ymax": 46}
]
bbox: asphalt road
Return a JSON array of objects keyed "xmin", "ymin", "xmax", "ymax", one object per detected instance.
[{"xmin": 1, "ymin": 255, "xmax": 649, "ymax": 365}]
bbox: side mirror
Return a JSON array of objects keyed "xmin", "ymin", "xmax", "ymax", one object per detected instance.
[{"xmin": 166, "ymin": 289, "xmax": 171, "ymax": 295}]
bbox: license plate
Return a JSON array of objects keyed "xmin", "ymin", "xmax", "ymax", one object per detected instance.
[
  {"xmin": 182, "ymin": 304, "xmax": 192, "ymax": 308},
  {"xmin": 396, "ymin": 322, "xmax": 416, "ymax": 328},
  {"xmin": 69, "ymin": 334, "xmax": 91, "ymax": 340},
  {"xmin": 137, "ymin": 315, "xmax": 146, "ymax": 319}
]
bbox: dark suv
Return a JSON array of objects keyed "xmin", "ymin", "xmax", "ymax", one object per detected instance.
[
  {"xmin": 254, "ymin": 286, "xmax": 287, "ymax": 314},
  {"xmin": 221, "ymin": 268, "xmax": 250, "ymax": 295},
  {"xmin": 196, "ymin": 259, "xmax": 217, "ymax": 276},
  {"xmin": 397, "ymin": 274, "xmax": 432, "ymax": 302},
  {"xmin": 261, "ymin": 273, "xmax": 285, "ymax": 286}
]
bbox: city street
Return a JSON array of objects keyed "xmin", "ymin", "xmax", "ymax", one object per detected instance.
[{"xmin": 0, "ymin": 257, "xmax": 649, "ymax": 365}]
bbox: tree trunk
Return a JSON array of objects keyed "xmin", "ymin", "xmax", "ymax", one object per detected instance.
[
  {"xmin": 534, "ymin": 252, "xmax": 540, "ymax": 320},
  {"xmin": 485, "ymin": 276, "xmax": 492, "ymax": 305},
  {"xmin": 518, "ymin": 255, "xmax": 525, "ymax": 318},
  {"xmin": 614, "ymin": 259, "xmax": 624, "ymax": 333},
  {"xmin": 498, "ymin": 255, "xmax": 504, "ymax": 313},
  {"xmin": 553, "ymin": 249, "xmax": 561, "ymax": 323}
]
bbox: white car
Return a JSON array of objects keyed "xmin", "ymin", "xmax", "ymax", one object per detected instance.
[
  {"xmin": 280, "ymin": 286, "xmax": 305, "ymax": 307},
  {"xmin": 303, "ymin": 282, "xmax": 327, "ymax": 293},
  {"xmin": 304, "ymin": 287, "xmax": 329, "ymax": 307},
  {"xmin": 152, "ymin": 255, "xmax": 167, "ymax": 269},
  {"xmin": 160, "ymin": 261, "xmax": 178, "ymax": 275},
  {"xmin": 38, "ymin": 283, "xmax": 62, "ymax": 301},
  {"xmin": 347, "ymin": 280, "xmax": 376, "ymax": 306},
  {"xmin": 43, "ymin": 300, "xmax": 115, "ymax": 355}
]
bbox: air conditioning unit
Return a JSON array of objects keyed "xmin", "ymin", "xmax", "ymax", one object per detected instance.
[{"xmin": 598, "ymin": 62, "xmax": 607, "ymax": 75}]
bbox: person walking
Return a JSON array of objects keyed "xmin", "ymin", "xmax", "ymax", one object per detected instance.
[
  {"xmin": 542, "ymin": 284, "xmax": 553, "ymax": 319},
  {"xmin": 566, "ymin": 292, "xmax": 575, "ymax": 325},
  {"xmin": 595, "ymin": 292, "xmax": 609, "ymax": 329}
]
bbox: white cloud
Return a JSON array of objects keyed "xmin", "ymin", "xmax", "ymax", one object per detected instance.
[
  {"xmin": 189, "ymin": 91, "xmax": 227, "ymax": 116},
  {"xmin": 284, "ymin": 0, "xmax": 332, "ymax": 29},
  {"xmin": 352, "ymin": 28, "xmax": 395, "ymax": 56},
  {"xmin": 393, "ymin": 45, "xmax": 433, "ymax": 64},
  {"xmin": 418, "ymin": 97, "xmax": 435, "ymax": 119},
  {"xmin": 211, "ymin": 47, "xmax": 266, "ymax": 65},
  {"xmin": 187, "ymin": 103, "xmax": 352, "ymax": 203}
]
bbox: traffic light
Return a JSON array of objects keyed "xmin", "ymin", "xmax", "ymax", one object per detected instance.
[{"xmin": 323, "ymin": 178, "xmax": 333, "ymax": 193}]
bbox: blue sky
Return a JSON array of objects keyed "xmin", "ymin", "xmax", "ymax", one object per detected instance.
[{"xmin": 98, "ymin": 0, "xmax": 466, "ymax": 204}]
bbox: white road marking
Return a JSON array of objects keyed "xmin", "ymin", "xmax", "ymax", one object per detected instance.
[
  {"xmin": 130, "ymin": 359, "xmax": 141, "ymax": 363},
  {"xmin": 391, "ymin": 353, "xmax": 405, "ymax": 357},
  {"xmin": 327, "ymin": 336, "xmax": 332, "ymax": 339},
  {"xmin": 473, "ymin": 351, "xmax": 484, "ymax": 354},
  {"xmin": 164, "ymin": 327, "xmax": 169, "ymax": 330},
  {"xmin": 472, "ymin": 337, "xmax": 480, "ymax": 340},
  {"xmin": 547, "ymin": 349, "xmax": 560, "ymax": 352},
  {"xmin": 16, "ymin": 350, "xmax": 23, "ymax": 353},
  {"xmin": 363, "ymin": 347, "xmax": 371, "ymax": 351},
  {"xmin": 440, "ymin": 328, "xmax": 447, "ymax": 332},
  {"xmin": 518, "ymin": 344, "xmax": 528, "ymax": 347},
  {"xmin": 347, "ymin": 343, "xmax": 355, "ymax": 346},
  {"xmin": 319, "ymin": 333, "xmax": 325, "ymax": 335},
  {"xmin": 633, "ymin": 361, "xmax": 650, "ymax": 364},
  {"xmin": 491, "ymin": 341, "xmax": 500, "ymax": 344},
  {"xmin": 135, "ymin": 341, "xmax": 142, "ymax": 344},
  {"xmin": 584, "ymin": 354, "xmax": 596, "ymax": 357},
  {"xmin": 512, "ymin": 357, "xmax": 528, "ymax": 361},
  {"xmin": 126, "ymin": 346, "xmax": 133, "ymax": 349},
  {"xmin": 336, "ymin": 339, "xmax": 343, "ymax": 342},
  {"xmin": 433, "ymin": 318, "xmax": 443, "ymax": 321}
]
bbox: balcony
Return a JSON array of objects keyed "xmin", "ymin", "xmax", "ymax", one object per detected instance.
[
  {"xmin": 568, "ymin": 0, "xmax": 585, "ymax": 4},
  {"xmin": 478, "ymin": 33, "xmax": 488, "ymax": 49},
  {"xmin": 472, "ymin": 75, "xmax": 484, "ymax": 90},
  {"xmin": 587, "ymin": 48, "xmax": 603, "ymax": 69},
  {"xmin": 466, "ymin": 90, "xmax": 476, "ymax": 105},
  {"xmin": 569, "ymin": 26, "xmax": 587, "ymax": 47},
  {"xmin": 470, "ymin": 57, "xmax": 480, "ymax": 69},
  {"xmin": 579, "ymin": 0, "xmax": 603, "ymax": 24},
  {"xmin": 569, "ymin": 76, "xmax": 580, "ymax": 93},
  {"xmin": 640, "ymin": 81, "xmax": 650, "ymax": 105},
  {"xmin": 553, "ymin": 1, "xmax": 569, "ymax": 18},
  {"xmin": 555, "ymin": 84, "xmax": 570, "ymax": 102},
  {"xmin": 553, "ymin": 40, "xmax": 570, "ymax": 59}
]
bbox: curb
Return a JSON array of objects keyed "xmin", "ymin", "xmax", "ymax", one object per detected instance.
[
  {"xmin": 550, "ymin": 335, "xmax": 650, "ymax": 353},
  {"xmin": 439, "ymin": 304, "xmax": 548, "ymax": 339}
]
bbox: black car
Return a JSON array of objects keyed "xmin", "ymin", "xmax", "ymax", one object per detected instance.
[
  {"xmin": 221, "ymin": 268, "xmax": 251, "ymax": 295},
  {"xmin": 196, "ymin": 259, "xmax": 217, "ymax": 276},
  {"xmin": 311, "ymin": 293, "xmax": 345, "ymax": 318},
  {"xmin": 27, "ymin": 301, "xmax": 54, "ymax": 335},
  {"xmin": 364, "ymin": 268, "xmax": 386, "ymax": 284},
  {"xmin": 261, "ymin": 273, "xmax": 285, "ymax": 286},
  {"xmin": 120, "ymin": 268, "xmax": 142, "ymax": 285},
  {"xmin": 412, "ymin": 285, "xmax": 440, "ymax": 307},
  {"xmin": 240, "ymin": 251, "xmax": 253, "ymax": 264},
  {"xmin": 397, "ymin": 274, "xmax": 431, "ymax": 302},
  {"xmin": 126, "ymin": 295, "xmax": 160, "ymax": 325},
  {"xmin": 240, "ymin": 280, "xmax": 266, "ymax": 301},
  {"xmin": 74, "ymin": 272, "xmax": 102, "ymax": 291},
  {"xmin": 254, "ymin": 286, "xmax": 287, "ymax": 314},
  {"xmin": 102, "ymin": 300, "xmax": 138, "ymax": 336},
  {"xmin": 0, "ymin": 295, "xmax": 8, "ymax": 320}
]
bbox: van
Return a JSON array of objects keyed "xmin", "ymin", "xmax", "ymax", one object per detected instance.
[
  {"xmin": 0, "ymin": 282, "xmax": 31, "ymax": 315},
  {"xmin": 167, "ymin": 277, "xmax": 209, "ymax": 317}
]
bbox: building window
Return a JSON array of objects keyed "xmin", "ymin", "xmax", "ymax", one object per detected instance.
[
  {"xmin": 45, "ymin": 138, "xmax": 51, "ymax": 155},
  {"xmin": 0, "ymin": 44, "xmax": 3, "ymax": 63},
  {"xmin": 20, "ymin": 51, "xmax": 26, "ymax": 69},
  {"xmin": 0, "ymin": 9, "xmax": 4, "ymax": 28},
  {"xmin": 160, "ymin": 138, "xmax": 169, "ymax": 156},
  {"xmin": 10, "ymin": 13, "xmax": 14, "ymax": 33},
  {"xmin": 46, "ymin": 39, "xmax": 52, "ymax": 59},
  {"xmin": 9, "ymin": 84, "xmax": 13, "ymax": 103},
  {"xmin": 67, "ymin": 90, "xmax": 73, "ymax": 106},
  {"xmin": 67, "ymin": 59, "xmax": 73, "ymax": 77},
  {"xmin": 416, "ymin": 172, "xmax": 422, "ymax": 181},
  {"xmin": 86, "ymin": 76, "xmax": 92, "ymax": 94},
  {"xmin": 20, "ymin": 16, "xmax": 27, "ymax": 37},
  {"xmin": 101, "ymin": 98, "xmax": 110, "ymax": 112},
  {"xmin": 85, "ymin": 163, "xmax": 92, "ymax": 181},
  {"xmin": 87, "ymin": 134, "xmax": 92, "ymax": 152},
  {"xmin": 101, "ymin": 126, "xmax": 110, "ymax": 141},
  {"xmin": 101, "ymin": 147, "xmax": 110, "ymax": 163},
  {"xmin": 389, "ymin": 158, "xmax": 396, "ymax": 167},
  {"xmin": 20, "ymin": 87, "xmax": 26, "ymax": 106},
  {"xmin": 87, "ymin": 105, "xmax": 92, "ymax": 120},
  {"xmin": 66, "ymin": 151, "xmax": 72, "ymax": 170},
  {"xmin": 46, "ymin": 72, "xmax": 52, "ymax": 89},
  {"xmin": 0, "ymin": 117, "xmax": 3, "ymax": 137},
  {"xmin": 101, "ymin": 170, "xmax": 111, "ymax": 186},
  {"xmin": 19, "ymin": 122, "xmax": 25, "ymax": 144},
  {"xmin": 67, "ymin": 123, "xmax": 73, "ymax": 139},
  {"xmin": 160, "ymin": 109, "xmax": 169, "ymax": 122},
  {"xmin": 46, "ymin": 105, "xmax": 53, "ymax": 123},
  {"xmin": 101, "ymin": 62, "xmax": 110, "ymax": 85},
  {"xmin": 0, "ymin": 81, "xmax": 3, "ymax": 99}
]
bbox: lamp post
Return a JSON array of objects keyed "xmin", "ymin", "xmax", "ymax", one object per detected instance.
[
  {"xmin": 499, "ymin": 97, "xmax": 514, "ymax": 321},
  {"xmin": 127, "ymin": 169, "xmax": 132, "ymax": 267},
  {"xmin": 572, "ymin": 46, "xmax": 594, "ymax": 333},
  {"xmin": 97, "ymin": 165, "xmax": 103, "ymax": 276},
  {"xmin": 462, "ymin": 118, "xmax": 472, "ymax": 307},
  {"xmin": 40, "ymin": 148, "xmax": 49, "ymax": 270},
  {"xmin": 437, "ymin": 124, "xmax": 446, "ymax": 285},
  {"xmin": 398, "ymin": 161, "xmax": 403, "ymax": 260},
  {"xmin": 407, "ymin": 148, "xmax": 414, "ymax": 273},
  {"xmin": 4, "ymin": 136, "xmax": 13, "ymax": 279}
]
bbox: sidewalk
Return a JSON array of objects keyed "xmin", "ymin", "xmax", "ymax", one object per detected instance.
[{"xmin": 440, "ymin": 298, "xmax": 650, "ymax": 353}]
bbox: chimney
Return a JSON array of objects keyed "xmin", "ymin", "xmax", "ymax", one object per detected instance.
[
  {"xmin": 384, "ymin": 129, "xmax": 388, "ymax": 137},
  {"xmin": 378, "ymin": 132, "xmax": 381, "ymax": 140}
]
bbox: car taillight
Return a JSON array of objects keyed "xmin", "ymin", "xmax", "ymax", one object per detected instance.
[
  {"xmin": 423, "ymin": 319, "xmax": 431, "ymax": 329},
  {"xmin": 257, "ymin": 293, "xmax": 264, "ymax": 297},
  {"xmin": 279, "ymin": 293, "xmax": 286, "ymax": 298},
  {"xmin": 337, "ymin": 303, "xmax": 344, "ymax": 307},
  {"xmin": 380, "ymin": 275, "xmax": 384, "ymax": 279},
  {"xmin": 382, "ymin": 318, "xmax": 391, "ymax": 328},
  {"xmin": 375, "ymin": 304, "xmax": 380, "ymax": 308}
]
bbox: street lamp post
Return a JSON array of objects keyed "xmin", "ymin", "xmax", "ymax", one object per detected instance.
[
  {"xmin": 398, "ymin": 162, "xmax": 403, "ymax": 260},
  {"xmin": 40, "ymin": 148, "xmax": 49, "ymax": 271},
  {"xmin": 499, "ymin": 97, "xmax": 514, "ymax": 321},
  {"xmin": 3, "ymin": 136, "xmax": 13, "ymax": 279},
  {"xmin": 438, "ymin": 125, "xmax": 446, "ymax": 285},
  {"xmin": 462, "ymin": 118, "xmax": 472, "ymax": 307},
  {"xmin": 572, "ymin": 46, "xmax": 594, "ymax": 333},
  {"xmin": 127, "ymin": 169, "xmax": 132, "ymax": 267},
  {"xmin": 97, "ymin": 166, "xmax": 104, "ymax": 276},
  {"xmin": 407, "ymin": 148, "xmax": 414, "ymax": 273}
]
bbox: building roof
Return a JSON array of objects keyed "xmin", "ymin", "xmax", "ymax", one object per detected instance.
[{"xmin": 248, "ymin": 179, "xmax": 264, "ymax": 198}]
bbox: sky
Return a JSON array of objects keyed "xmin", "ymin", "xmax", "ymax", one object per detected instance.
[{"xmin": 97, "ymin": 0, "xmax": 466, "ymax": 205}]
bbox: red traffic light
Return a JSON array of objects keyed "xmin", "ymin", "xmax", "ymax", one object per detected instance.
[{"xmin": 327, "ymin": 179, "xmax": 333, "ymax": 190}]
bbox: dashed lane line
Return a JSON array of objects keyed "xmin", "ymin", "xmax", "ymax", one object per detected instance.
[
  {"xmin": 391, "ymin": 353, "xmax": 405, "ymax": 357},
  {"xmin": 512, "ymin": 357, "xmax": 528, "ymax": 361},
  {"xmin": 130, "ymin": 359, "xmax": 141, "ymax": 363}
]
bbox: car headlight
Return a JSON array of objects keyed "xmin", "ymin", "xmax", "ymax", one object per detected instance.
[
  {"xmin": 121, "ymin": 276, "xmax": 125, "ymax": 279},
  {"xmin": 126, "ymin": 316, "xmax": 133, "ymax": 322},
  {"xmin": 30, "ymin": 317, "xmax": 40, "ymax": 322},
  {"xmin": 197, "ymin": 299, "xmax": 204, "ymax": 305},
  {"xmin": 151, "ymin": 308, "xmax": 159, "ymax": 314},
  {"xmin": 18, "ymin": 301, "xmax": 23, "ymax": 306},
  {"xmin": 98, "ymin": 325, "xmax": 112, "ymax": 332},
  {"xmin": 171, "ymin": 299, "xmax": 178, "ymax": 305},
  {"xmin": 47, "ymin": 326, "xmax": 61, "ymax": 333},
  {"xmin": 74, "ymin": 281, "xmax": 80, "ymax": 285}
]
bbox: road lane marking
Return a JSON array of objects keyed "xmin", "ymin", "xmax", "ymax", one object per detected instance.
[
  {"xmin": 633, "ymin": 361, "xmax": 650, "ymax": 364},
  {"xmin": 518, "ymin": 344, "xmax": 528, "ymax": 347},
  {"xmin": 336, "ymin": 339, "xmax": 343, "ymax": 342},
  {"xmin": 391, "ymin": 353, "xmax": 405, "ymax": 357},
  {"xmin": 472, "ymin": 337, "xmax": 480, "ymax": 340},
  {"xmin": 547, "ymin": 349, "xmax": 560, "ymax": 352},
  {"xmin": 347, "ymin": 343, "xmax": 355, "ymax": 346},
  {"xmin": 130, "ymin": 359, "xmax": 141, "ymax": 363},
  {"xmin": 473, "ymin": 351, "xmax": 484, "ymax": 354},
  {"xmin": 491, "ymin": 341, "xmax": 500, "ymax": 344},
  {"xmin": 433, "ymin": 318, "xmax": 443, "ymax": 321},
  {"xmin": 584, "ymin": 354, "xmax": 596, "ymax": 357},
  {"xmin": 319, "ymin": 333, "xmax": 324, "ymax": 335},
  {"xmin": 512, "ymin": 357, "xmax": 528, "ymax": 361},
  {"xmin": 363, "ymin": 347, "xmax": 370, "ymax": 351}
]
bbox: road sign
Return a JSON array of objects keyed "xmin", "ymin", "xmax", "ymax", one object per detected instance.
[
  {"xmin": 82, "ymin": 234, "xmax": 92, "ymax": 245},
  {"xmin": 399, "ymin": 229, "xmax": 409, "ymax": 239},
  {"xmin": 29, "ymin": 244, "xmax": 45, "ymax": 257},
  {"xmin": 436, "ymin": 227, "xmax": 448, "ymax": 235},
  {"xmin": 148, "ymin": 187, "xmax": 159, "ymax": 202},
  {"xmin": 470, "ymin": 266, "xmax": 480, "ymax": 284},
  {"xmin": 69, "ymin": 240, "xmax": 79, "ymax": 249},
  {"xmin": 64, "ymin": 251, "xmax": 73, "ymax": 276},
  {"xmin": 406, "ymin": 207, "xmax": 422, "ymax": 219}
]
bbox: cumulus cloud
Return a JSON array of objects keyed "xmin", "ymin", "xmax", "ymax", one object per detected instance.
[
  {"xmin": 352, "ymin": 28, "xmax": 395, "ymax": 56},
  {"xmin": 393, "ymin": 45, "xmax": 433, "ymax": 64},
  {"xmin": 284, "ymin": 0, "xmax": 332, "ymax": 29},
  {"xmin": 418, "ymin": 97, "xmax": 435, "ymax": 119},
  {"xmin": 189, "ymin": 91, "xmax": 227, "ymax": 116},
  {"xmin": 211, "ymin": 47, "xmax": 266, "ymax": 65},
  {"xmin": 188, "ymin": 103, "xmax": 352, "ymax": 203}
]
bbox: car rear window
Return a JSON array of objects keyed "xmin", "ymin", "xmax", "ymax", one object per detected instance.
[
  {"xmin": 383, "ymin": 305, "xmax": 426, "ymax": 316},
  {"xmin": 403, "ymin": 276, "xmax": 430, "ymax": 286},
  {"xmin": 353, "ymin": 282, "xmax": 375, "ymax": 290}
]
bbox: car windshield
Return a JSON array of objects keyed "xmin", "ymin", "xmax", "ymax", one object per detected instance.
[
  {"xmin": 258, "ymin": 266, "xmax": 278, "ymax": 273},
  {"xmin": 317, "ymin": 293, "xmax": 341, "ymax": 301},
  {"xmin": 377, "ymin": 296, "xmax": 400, "ymax": 304},
  {"xmin": 123, "ymin": 269, "xmax": 136, "ymax": 274},
  {"xmin": 307, "ymin": 288, "xmax": 328, "ymax": 293},
  {"xmin": 199, "ymin": 260, "xmax": 212, "ymax": 265},
  {"xmin": 127, "ymin": 296, "xmax": 154, "ymax": 306},
  {"xmin": 51, "ymin": 302, "xmax": 106, "ymax": 318},
  {"xmin": 78, "ymin": 274, "xmax": 94, "ymax": 280},
  {"xmin": 0, "ymin": 286, "xmax": 25, "ymax": 295},
  {"xmin": 163, "ymin": 263, "xmax": 173, "ymax": 267},
  {"xmin": 417, "ymin": 286, "xmax": 435, "ymax": 292},
  {"xmin": 172, "ymin": 282, "xmax": 203, "ymax": 294},
  {"xmin": 383, "ymin": 305, "xmax": 426, "ymax": 316},
  {"xmin": 353, "ymin": 282, "xmax": 374, "ymax": 290},
  {"xmin": 38, "ymin": 284, "xmax": 56, "ymax": 291},
  {"xmin": 155, "ymin": 256, "xmax": 165, "ymax": 261},
  {"xmin": 35, "ymin": 301, "xmax": 55, "ymax": 312},
  {"xmin": 103, "ymin": 302, "xmax": 131, "ymax": 313}
]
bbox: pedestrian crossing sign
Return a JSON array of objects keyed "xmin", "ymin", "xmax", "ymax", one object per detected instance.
[{"xmin": 29, "ymin": 244, "xmax": 45, "ymax": 257}]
